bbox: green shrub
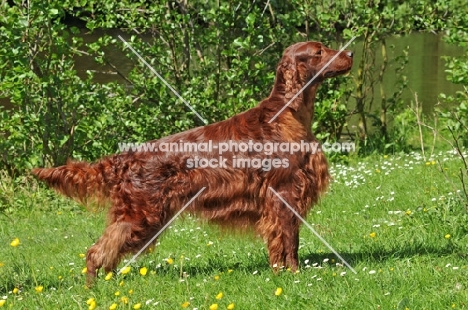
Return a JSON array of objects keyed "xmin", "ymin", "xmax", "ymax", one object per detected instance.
[{"xmin": 1, "ymin": 0, "xmax": 467, "ymax": 174}]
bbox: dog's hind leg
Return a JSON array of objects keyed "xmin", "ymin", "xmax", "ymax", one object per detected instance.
[
  {"xmin": 86, "ymin": 203, "xmax": 176, "ymax": 286},
  {"xmin": 86, "ymin": 221, "xmax": 132, "ymax": 286}
]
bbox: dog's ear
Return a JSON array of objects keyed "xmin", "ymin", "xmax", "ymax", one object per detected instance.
[{"xmin": 281, "ymin": 54, "xmax": 303, "ymax": 111}]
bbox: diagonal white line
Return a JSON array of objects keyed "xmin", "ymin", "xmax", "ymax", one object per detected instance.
[
  {"xmin": 117, "ymin": 35, "xmax": 208, "ymax": 125},
  {"xmin": 261, "ymin": 0, "xmax": 271, "ymax": 16},
  {"xmin": 268, "ymin": 36, "xmax": 357, "ymax": 123},
  {"xmin": 268, "ymin": 186, "xmax": 357, "ymax": 274},
  {"xmin": 117, "ymin": 187, "xmax": 206, "ymax": 274}
]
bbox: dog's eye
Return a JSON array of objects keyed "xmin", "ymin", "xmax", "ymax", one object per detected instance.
[{"xmin": 315, "ymin": 48, "xmax": 322, "ymax": 56}]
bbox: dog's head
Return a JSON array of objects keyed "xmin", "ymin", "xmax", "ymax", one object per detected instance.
[{"xmin": 277, "ymin": 41, "xmax": 353, "ymax": 111}]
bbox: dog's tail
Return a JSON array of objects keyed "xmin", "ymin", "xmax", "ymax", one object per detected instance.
[{"xmin": 32, "ymin": 157, "xmax": 117, "ymax": 205}]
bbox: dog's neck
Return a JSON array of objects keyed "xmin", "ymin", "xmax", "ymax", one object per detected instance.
[
  {"xmin": 274, "ymin": 83, "xmax": 320, "ymax": 127},
  {"xmin": 292, "ymin": 83, "xmax": 320, "ymax": 130},
  {"xmin": 264, "ymin": 82, "xmax": 320, "ymax": 139}
]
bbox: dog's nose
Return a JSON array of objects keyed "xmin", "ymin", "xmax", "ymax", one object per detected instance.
[{"xmin": 346, "ymin": 51, "xmax": 353, "ymax": 58}]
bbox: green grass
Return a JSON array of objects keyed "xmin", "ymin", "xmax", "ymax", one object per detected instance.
[{"xmin": 1, "ymin": 151, "xmax": 468, "ymax": 309}]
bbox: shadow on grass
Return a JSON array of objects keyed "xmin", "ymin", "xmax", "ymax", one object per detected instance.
[
  {"xmin": 303, "ymin": 242, "xmax": 466, "ymax": 267},
  {"xmin": 1, "ymin": 243, "xmax": 464, "ymax": 293},
  {"xmin": 135, "ymin": 242, "xmax": 464, "ymax": 278}
]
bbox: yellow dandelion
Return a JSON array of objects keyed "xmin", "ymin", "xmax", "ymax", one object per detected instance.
[
  {"xmin": 128, "ymin": 289, "xmax": 134, "ymax": 294},
  {"xmin": 209, "ymin": 304, "xmax": 218, "ymax": 310},
  {"xmin": 133, "ymin": 303, "xmax": 141, "ymax": 309},
  {"xmin": 140, "ymin": 267, "xmax": 148, "ymax": 276},
  {"xmin": 375, "ymin": 169, "xmax": 381, "ymax": 173},
  {"xmin": 431, "ymin": 160, "xmax": 436, "ymax": 165},
  {"xmin": 227, "ymin": 303, "xmax": 235, "ymax": 310},
  {"xmin": 425, "ymin": 162, "xmax": 431, "ymax": 166},
  {"xmin": 166, "ymin": 258, "xmax": 174, "ymax": 265},
  {"xmin": 181, "ymin": 301, "xmax": 190, "ymax": 308},
  {"xmin": 79, "ymin": 253, "xmax": 86, "ymax": 258},
  {"xmin": 216, "ymin": 292, "xmax": 223, "ymax": 300},
  {"xmin": 120, "ymin": 296, "xmax": 129, "ymax": 304},
  {"xmin": 35, "ymin": 286, "xmax": 44, "ymax": 293},
  {"xmin": 114, "ymin": 291, "xmax": 120, "ymax": 296},
  {"xmin": 0, "ymin": 262, "xmax": 4, "ymax": 267},
  {"xmin": 214, "ymin": 275, "xmax": 220, "ymax": 281},
  {"xmin": 121, "ymin": 266, "xmax": 131, "ymax": 274},
  {"xmin": 445, "ymin": 234, "xmax": 451, "ymax": 239},
  {"xmin": 58, "ymin": 276, "xmax": 63, "ymax": 280},
  {"xmin": 105, "ymin": 272, "xmax": 113, "ymax": 281},
  {"xmin": 405, "ymin": 210, "xmax": 412, "ymax": 215},
  {"xmin": 369, "ymin": 232, "xmax": 376, "ymax": 238},
  {"xmin": 109, "ymin": 303, "xmax": 118, "ymax": 310},
  {"xmin": 274, "ymin": 287, "xmax": 283, "ymax": 296},
  {"xmin": 10, "ymin": 238, "xmax": 20, "ymax": 247},
  {"xmin": 119, "ymin": 281, "xmax": 125, "ymax": 286},
  {"xmin": 13, "ymin": 288, "xmax": 19, "ymax": 294},
  {"xmin": 82, "ymin": 267, "xmax": 88, "ymax": 274},
  {"xmin": 87, "ymin": 298, "xmax": 97, "ymax": 310},
  {"xmin": 332, "ymin": 272, "xmax": 337, "ymax": 276},
  {"xmin": 227, "ymin": 269, "xmax": 233, "ymax": 274},
  {"xmin": 0, "ymin": 300, "xmax": 5, "ymax": 307}
]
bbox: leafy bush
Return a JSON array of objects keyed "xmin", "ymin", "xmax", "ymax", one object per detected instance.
[
  {"xmin": 438, "ymin": 14, "xmax": 468, "ymax": 205},
  {"xmin": 1, "ymin": 0, "xmax": 467, "ymax": 175},
  {"xmin": 441, "ymin": 52, "xmax": 468, "ymax": 147}
]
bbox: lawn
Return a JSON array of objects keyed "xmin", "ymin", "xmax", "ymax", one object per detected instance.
[{"xmin": 1, "ymin": 151, "xmax": 468, "ymax": 309}]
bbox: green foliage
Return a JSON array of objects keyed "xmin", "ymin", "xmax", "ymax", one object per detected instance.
[
  {"xmin": 441, "ymin": 48, "xmax": 468, "ymax": 147},
  {"xmin": 0, "ymin": 0, "xmax": 467, "ymax": 174},
  {"xmin": 0, "ymin": 1, "xmax": 304, "ymax": 174},
  {"xmin": 0, "ymin": 2, "xmax": 136, "ymax": 173},
  {"xmin": 313, "ymin": 79, "xmax": 351, "ymax": 142},
  {"xmin": 438, "ymin": 17, "xmax": 468, "ymax": 206},
  {"xmin": 439, "ymin": 0, "xmax": 468, "ymax": 144}
]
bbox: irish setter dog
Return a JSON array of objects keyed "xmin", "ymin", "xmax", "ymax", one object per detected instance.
[{"xmin": 33, "ymin": 41, "xmax": 353, "ymax": 284}]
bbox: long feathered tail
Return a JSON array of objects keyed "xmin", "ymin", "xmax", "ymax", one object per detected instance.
[{"xmin": 32, "ymin": 157, "xmax": 118, "ymax": 205}]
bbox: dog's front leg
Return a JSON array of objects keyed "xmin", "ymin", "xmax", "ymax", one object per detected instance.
[{"xmin": 258, "ymin": 190, "xmax": 300, "ymax": 272}]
